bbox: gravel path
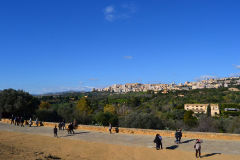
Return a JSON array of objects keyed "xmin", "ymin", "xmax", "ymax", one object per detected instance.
[{"xmin": 1, "ymin": 122, "xmax": 240, "ymax": 155}]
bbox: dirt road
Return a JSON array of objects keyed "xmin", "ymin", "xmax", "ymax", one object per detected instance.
[{"xmin": 1, "ymin": 122, "xmax": 240, "ymax": 160}]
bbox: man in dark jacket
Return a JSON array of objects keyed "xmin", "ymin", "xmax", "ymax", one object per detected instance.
[
  {"xmin": 153, "ymin": 134, "xmax": 163, "ymax": 150},
  {"xmin": 175, "ymin": 130, "xmax": 179, "ymax": 144},
  {"xmin": 54, "ymin": 125, "xmax": 58, "ymax": 137},
  {"xmin": 179, "ymin": 129, "xmax": 182, "ymax": 143}
]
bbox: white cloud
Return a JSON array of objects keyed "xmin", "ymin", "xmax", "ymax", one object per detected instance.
[
  {"xmin": 103, "ymin": 3, "xmax": 137, "ymax": 22},
  {"xmin": 235, "ymin": 65, "xmax": 240, "ymax": 69},
  {"xmin": 124, "ymin": 56, "xmax": 133, "ymax": 60},
  {"xmin": 104, "ymin": 5, "xmax": 115, "ymax": 21},
  {"xmin": 104, "ymin": 5, "xmax": 114, "ymax": 14}
]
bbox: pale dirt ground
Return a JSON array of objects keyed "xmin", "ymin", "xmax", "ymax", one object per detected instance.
[{"xmin": 0, "ymin": 122, "xmax": 240, "ymax": 160}]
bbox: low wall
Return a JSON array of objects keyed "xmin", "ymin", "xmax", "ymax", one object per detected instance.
[{"xmin": 1, "ymin": 118, "xmax": 240, "ymax": 141}]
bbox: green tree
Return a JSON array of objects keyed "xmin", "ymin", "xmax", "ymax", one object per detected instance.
[
  {"xmin": 104, "ymin": 104, "xmax": 116, "ymax": 114},
  {"xmin": 184, "ymin": 110, "xmax": 197, "ymax": 127},
  {"xmin": 74, "ymin": 97, "xmax": 93, "ymax": 124},
  {"xmin": 0, "ymin": 89, "xmax": 40, "ymax": 118},
  {"xmin": 76, "ymin": 97, "xmax": 92, "ymax": 115},
  {"xmin": 39, "ymin": 101, "xmax": 51, "ymax": 110},
  {"xmin": 207, "ymin": 105, "xmax": 211, "ymax": 117},
  {"xmin": 95, "ymin": 112, "xmax": 118, "ymax": 126}
]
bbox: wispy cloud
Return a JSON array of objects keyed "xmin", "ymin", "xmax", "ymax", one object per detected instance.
[
  {"xmin": 229, "ymin": 73, "xmax": 240, "ymax": 77},
  {"xmin": 235, "ymin": 65, "xmax": 240, "ymax": 69},
  {"xmin": 104, "ymin": 5, "xmax": 115, "ymax": 21},
  {"xmin": 105, "ymin": 5, "xmax": 114, "ymax": 14},
  {"xmin": 123, "ymin": 56, "xmax": 133, "ymax": 60},
  {"xmin": 103, "ymin": 3, "xmax": 137, "ymax": 22}
]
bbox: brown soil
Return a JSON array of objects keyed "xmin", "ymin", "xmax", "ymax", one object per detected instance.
[{"xmin": 0, "ymin": 131, "xmax": 239, "ymax": 160}]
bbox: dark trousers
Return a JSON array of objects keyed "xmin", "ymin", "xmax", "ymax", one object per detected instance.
[
  {"xmin": 196, "ymin": 149, "xmax": 201, "ymax": 158},
  {"xmin": 54, "ymin": 132, "xmax": 58, "ymax": 137},
  {"xmin": 156, "ymin": 142, "xmax": 163, "ymax": 150},
  {"xmin": 178, "ymin": 137, "xmax": 182, "ymax": 143}
]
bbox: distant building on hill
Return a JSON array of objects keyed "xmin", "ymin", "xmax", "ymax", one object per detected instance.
[{"xmin": 184, "ymin": 104, "xmax": 220, "ymax": 116}]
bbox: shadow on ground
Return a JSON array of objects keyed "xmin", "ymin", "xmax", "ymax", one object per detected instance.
[
  {"xmin": 166, "ymin": 145, "xmax": 178, "ymax": 150},
  {"xmin": 201, "ymin": 153, "xmax": 221, "ymax": 158},
  {"xmin": 181, "ymin": 139, "xmax": 195, "ymax": 144},
  {"xmin": 60, "ymin": 131, "xmax": 90, "ymax": 137}
]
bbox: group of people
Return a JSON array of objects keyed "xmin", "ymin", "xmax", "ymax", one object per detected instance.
[
  {"xmin": 9, "ymin": 116, "xmax": 202, "ymax": 158},
  {"xmin": 10, "ymin": 115, "xmax": 40, "ymax": 127},
  {"xmin": 11, "ymin": 115, "xmax": 25, "ymax": 127},
  {"xmin": 153, "ymin": 130, "xmax": 202, "ymax": 158},
  {"xmin": 53, "ymin": 122, "xmax": 75, "ymax": 137},
  {"xmin": 58, "ymin": 121, "xmax": 66, "ymax": 130}
]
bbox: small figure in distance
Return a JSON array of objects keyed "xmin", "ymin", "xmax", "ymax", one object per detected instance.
[
  {"xmin": 68, "ymin": 123, "xmax": 74, "ymax": 134},
  {"xmin": 115, "ymin": 127, "xmax": 119, "ymax": 133},
  {"xmin": 62, "ymin": 120, "xmax": 66, "ymax": 130},
  {"xmin": 71, "ymin": 122, "xmax": 75, "ymax": 134},
  {"xmin": 194, "ymin": 139, "xmax": 202, "ymax": 158},
  {"xmin": 153, "ymin": 134, "xmax": 163, "ymax": 150},
  {"xmin": 11, "ymin": 114, "xmax": 14, "ymax": 125},
  {"xmin": 58, "ymin": 122, "xmax": 62, "ymax": 131},
  {"xmin": 67, "ymin": 123, "xmax": 71, "ymax": 134},
  {"xmin": 29, "ymin": 117, "xmax": 32, "ymax": 127},
  {"xmin": 109, "ymin": 123, "xmax": 112, "ymax": 134},
  {"xmin": 35, "ymin": 117, "xmax": 39, "ymax": 127},
  {"xmin": 179, "ymin": 129, "xmax": 182, "ymax": 144},
  {"xmin": 14, "ymin": 116, "xmax": 17, "ymax": 125},
  {"xmin": 20, "ymin": 117, "xmax": 24, "ymax": 127},
  {"xmin": 16, "ymin": 117, "xmax": 20, "ymax": 126},
  {"xmin": 54, "ymin": 125, "xmax": 58, "ymax": 138},
  {"xmin": 175, "ymin": 129, "xmax": 179, "ymax": 144}
]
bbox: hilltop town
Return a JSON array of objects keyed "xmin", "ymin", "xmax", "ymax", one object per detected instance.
[{"xmin": 93, "ymin": 76, "xmax": 240, "ymax": 93}]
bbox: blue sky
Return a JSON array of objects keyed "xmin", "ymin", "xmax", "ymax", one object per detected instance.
[{"xmin": 0, "ymin": 0, "xmax": 240, "ymax": 94}]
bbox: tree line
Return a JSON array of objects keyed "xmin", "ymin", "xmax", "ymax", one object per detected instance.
[{"xmin": 1, "ymin": 87, "xmax": 240, "ymax": 133}]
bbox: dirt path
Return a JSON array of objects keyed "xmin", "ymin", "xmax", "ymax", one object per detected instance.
[{"xmin": 1, "ymin": 122, "xmax": 240, "ymax": 157}]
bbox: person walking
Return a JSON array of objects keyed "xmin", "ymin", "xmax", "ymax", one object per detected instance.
[
  {"xmin": 14, "ymin": 116, "xmax": 17, "ymax": 125},
  {"xmin": 58, "ymin": 122, "xmax": 62, "ymax": 130},
  {"xmin": 179, "ymin": 129, "xmax": 182, "ymax": 143},
  {"xmin": 68, "ymin": 123, "xmax": 74, "ymax": 134},
  {"xmin": 35, "ymin": 117, "xmax": 39, "ymax": 127},
  {"xmin": 109, "ymin": 123, "xmax": 112, "ymax": 134},
  {"xmin": 175, "ymin": 130, "xmax": 179, "ymax": 144},
  {"xmin": 62, "ymin": 120, "xmax": 65, "ymax": 130},
  {"xmin": 20, "ymin": 117, "xmax": 24, "ymax": 127},
  {"xmin": 194, "ymin": 139, "xmax": 202, "ymax": 158},
  {"xmin": 29, "ymin": 118, "xmax": 32, "ymax": 127},
  {"xmin": 11, "ymin": 114, "xmax": 14, "ymax": 124},
  {"xmin": 54, "ymin": 125, "xmax": 58, "ymax": 137},
  {"xmin": 153, "ymin": 134, "xmax": 163, "ymax": 150}
]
